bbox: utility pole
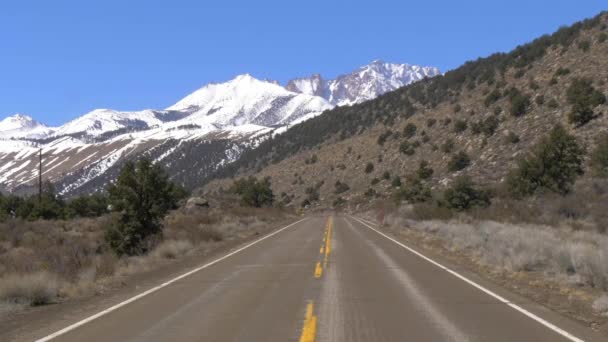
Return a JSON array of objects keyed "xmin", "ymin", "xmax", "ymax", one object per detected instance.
[{"xmin": 39, "ymin": 148, "xmax": 42, "ymax": 203}]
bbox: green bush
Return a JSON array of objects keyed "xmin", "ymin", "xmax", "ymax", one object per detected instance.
[
  {"xmin": 578, "ymin": 40, "xmax": 591, "ymax": 52},
  {"xmin": 105, "ymin": 158, "xmax": 182, "ymax": 256},
  {"xmin": 472, "ymin": 115, "xmax": 500, "ymax": 137},
  {"xmin": 443, "ymin": 176, "xmax": 492, "ymax": 211},
  {"xmin": 554, "ymin": 67, "xmax": 570, "ymax": 77},
  {"xmin": 399, "ymin": 141, "xmax": 415, "ymax": 155},
  {"xmin": 506, "ymin": 125, "xmax": 585, "ymax": 197},
  {"xmin": 416, "ymin": 160, "xmax": 434, "ymax": 180},
  {"xmin": 334, "ymin": 181, "xmax": 350, "ymax": 194},
  {"xmin": 599, "ymin": 32, "xmax": 607, "ymax": 43},
  {"xmin": 508, "ymin": 88, "xmax": 531, "ymax": 117},
  {"xmin": 506, "ymin": 132, "xmax": 520, "ymax": 144},
  {"xmin": 393, "ymin": 176, "xmax": 432, "ymax": 203},
  {"xmin": 566, "ymin": 78, "xmax": 606, "ymax": 126},
  {"xmin": 391, "ymin": 176, "xmax": 402, "ymax": 187},
  {"xmin": 403, "ymin": 123, "xmax": 417, "ymax": 138},
  {"xmin": 484, "ymin": 88, "xmax": 501, "ymax": 107},
  {"xmin": 447, "ymin": 151, "xmax": 471, "ymax": 171},
  {"xmin": 377, "ymin": 130, "xmax": 392, "ymax": 146},
  {"xmin": 591, "ymin": 133, "xmax": 608, "ymax": 177},
  {"xmin": 382, "ymin": 171, "xmax": 391, "ymax": 180},
  {"xmin": 453, "ymin": 119, "xmax": 468, "ymax": 133},
  {"xmin": 364, "ymin": 162, "xmax": 374, "ymax": 173}
]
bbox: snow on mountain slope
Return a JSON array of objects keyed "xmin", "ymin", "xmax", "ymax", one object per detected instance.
[
  {"xmin": 52, "ymin": 109, "xmax": 164, "ymax": 137},
  {"xmin": 0, "ymin": 114, "xmax": 55, "ymax": 139},
  {"xmin": 287, "ymin": 60, "xmax": 441, "ymax": 106},
  {"xmin": 168, "ymin": 74, "xmax": 332, "ymax": 128}
]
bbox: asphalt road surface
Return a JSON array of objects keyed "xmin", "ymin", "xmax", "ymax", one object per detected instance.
[{"xmin": 32, "ymin": 215, "xmax": 604, "ymax": 342}]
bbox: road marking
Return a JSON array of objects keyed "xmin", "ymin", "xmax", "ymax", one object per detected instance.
[
  {"xmin": 299, "ymin": 301, "xmax": 317, "ymax": 342},
  {"xmin": 314, "ymin": 262, "xmax": 323, "ymax": 278},
  {"xmin": 35, "ymin": 217, "xmax": 309, "ymax": 342},
  {"xmin": 349, "ymin": 216, "xmax": 585, "ymax": 342},
  {"xmin": 323, "ymin": 216, "xmax": 332, "ymax": 268}
]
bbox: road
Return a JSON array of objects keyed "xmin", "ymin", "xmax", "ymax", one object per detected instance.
[{"xmin": 32, "ymin": 215, "xmax": 603, "ymax": 342}]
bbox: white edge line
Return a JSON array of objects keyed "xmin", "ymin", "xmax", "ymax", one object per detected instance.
[
  {"xmin": 36, "ymin": 217, "xmax": 309, "ymax": 342},
  {"xmin": 348, "ymin": 215, "xmax": 584, "ymax": 342}
]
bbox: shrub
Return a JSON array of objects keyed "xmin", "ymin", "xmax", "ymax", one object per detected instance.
[
  {"xmin": 403, "ymin": 123, "xmax": 417, "ymax": 138},
  {"xmin": 472, "ymin": 116, "xmax": 499, "ymax": 137},
  {"xmin": 426, "ymin": 118, "xmax": 437, "ymax": 127},
  {"xmin": 506, "ymin": 125, "xmax": 585, "ymax": 197},
  {"xmin": 508, "ymin": 88, "xmax": 531, "ymax": 117},
  {"xmin": 364, "ymin": 162, "xmax": 374, "ymax": 174},
  {"xmin": 105, "ymin": 158, "xmax": 185, "ymax": 256},
  {"xmin": 440, "ymin": 139, "xmax": 455, "ymax": 154},
  {"xmin": 554, "ymin": 67, "xmax": 570, "ymax": 77},
  {"xmin": 453, "ymin": 119, "xmax": 468, "ymax": 133},
  {"xmin": 391, "ymin": 176, "xmax": 402, "ymax": 187},
  {"xmin": 304, "ymin": 155, "xmax": 318, "ymax": 164},
  {"xmin": 547, "ymin": 98, "xmax": 559, "ymax": 109},
  {"xmin": 364, "ymin": 188, "xmax": 377, "ymax": 198},
  {"xmin": 334, "ymin": 181, "xmax": 350, "ymax": 194},
  {"xmin": 377, "ymin": 131, "xmax": 392, "ymax": 145},
  {"xmin": 0, "ymin": 272, "xmax": 59, "ymax": 306},
  {"xmin": 333, "ymin": 197, "xmax": 346, "ymax": 207},
  {"xmin": 484, "ymin": 88, "xmax": 501, "ymax": 107},
  {"xmin": 454, "ymin": 104, "xmax": 462, "ymax": 112},
  {"xmin": 371, "ymin": 178, "xmax": 380, "ymax": 185},
  {"xmin": 506, "ymin": 132, "xmax": 520, "ymax": 144},
  {"xmin": 578, "ymin": 39, "xmax": 591, "ymax": 52},
  {"xmin": 393, "ymin": 176, "xmax": 432, "ymax": 203},
  {"xmin": 443, "ymin": 176, "xmax": 492, "ymax": 211},
  {"xmin": 416, "ymin": 160, "xmax": 434, "ymax": 180},
  {"xmin": 566, "ymin": 78, "xmax": 606, "ymax": 126},
  {"xmin": 232, "ymin": 176, "xmax": 274, "ymax": 208},
  {"xmin": 535, "ymin": 94, "xmax": 545, "ymax": 106},
  {"xmin": 382, "ymin": 171, "xmax": 391, "ymax": 180},
  {"xmin": 599, "ymin": 32, "xmax": 607, "ymax": 43},
  {"xmin": 399, "ymin": 141, "xmax": 415, "ymax": 155},
  {"xmin": 447, "ymin": 151, "xmax": 471, "ymax": 171},
  {"xmin": 591, "ymin": 133, "xmax": 608, "ymax": 177},
  {"xmin": 549, "ymin": 77, "xmax": 558, "ymax": 86}
]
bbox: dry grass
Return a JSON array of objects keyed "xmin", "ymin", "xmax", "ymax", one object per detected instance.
[
  {"xmin": 0, "ymin": 272, "xmax": 59, "ymax": 306},
  {"xmin": 385, "ymin": 214, "xmax": 608, "ymax": 290},
  {"xmin": 0, "ymin": 204, "xmax": 294, "ymax": 314}
]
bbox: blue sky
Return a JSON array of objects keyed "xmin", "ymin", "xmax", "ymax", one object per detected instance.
[{"xmin": 0, "ymin": 1, "xmax": 605, "ymax": 125}]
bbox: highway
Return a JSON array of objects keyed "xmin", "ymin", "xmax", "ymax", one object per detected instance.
[{"xmin": 33, "ymin": 215, "xmax": 603, "ymax": 342}]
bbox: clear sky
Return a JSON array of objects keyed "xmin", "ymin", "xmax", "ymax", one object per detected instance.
[{"xmin": 0, "ymin": 1, "xmax": 605, "ymax": 125}]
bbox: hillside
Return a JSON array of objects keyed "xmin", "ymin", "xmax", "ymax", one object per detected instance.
[
  {"xmin": 0, "ymin": 62, "xmax": 438, "ymax": 196},
  {"xmin": 204, "ymin": 12, "xmax": 608, "ymax": 213}
]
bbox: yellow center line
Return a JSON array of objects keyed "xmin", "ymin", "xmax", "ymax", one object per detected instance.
[
  {"xmin": 314, "ymin": 262, "xmax": 323, "ymax": 278},
  {"xmin": 299, "ymin": 301, "xmax": 317, "ymax": 342},
  {"xmin": 313, "ymin": 216, "xmax": 333, "ymax": 278},
  {"xmin": 323, "ymin": 216, "xmax": 332, "ymax": 268}
]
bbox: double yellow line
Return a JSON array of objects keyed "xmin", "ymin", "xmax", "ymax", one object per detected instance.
[
  {"xmin": 300, "ymin": 216, "xmax": 333, "ymax": 342},
  {"xmin": 314, "ymin": 216, "xmax": 332, "ymax": 279},
  {"xmin": 298, "ymin": 301, "xmax": 318, "ymax": 342}
]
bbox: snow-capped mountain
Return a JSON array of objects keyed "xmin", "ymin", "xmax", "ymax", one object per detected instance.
[
  {"xmin": 167, "ymin": 74, "xmax": 332, "ymax": 128},
  {"xmin": 0, "ymin": 114, "xmax": 55, "ymax": 139},
  {"xmin": 0, "ymin": 60, "xmax": 439, "ymax": 195},
  {"xmin": 286, "ymin": 60, "xmax": 441, "ymax": 106}
]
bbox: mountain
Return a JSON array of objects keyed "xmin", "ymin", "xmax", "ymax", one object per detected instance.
[
  {"xmin": 202, "ymin": 13, "xmax": 608, "ymax": 210},
  {"xmin": 0, "ymin": 114, "xmax": 55, "ymax": 139},
  {"xmin": 286, "ymin": 60, "xmax": 440, "ymax": 106},
  {"xmin": 0, "ymin": 61, "xmax": 436, "ymax": 195}
]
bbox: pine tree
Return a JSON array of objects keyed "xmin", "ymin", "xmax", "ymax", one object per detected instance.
[{"xmin": 105, "ymin": 158, "xmax": 181, "ymax": 256}]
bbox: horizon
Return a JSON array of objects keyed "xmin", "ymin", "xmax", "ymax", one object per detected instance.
[{"xmin": 1, "ymin": 1, "xmax": 605, "ymax": 125}]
